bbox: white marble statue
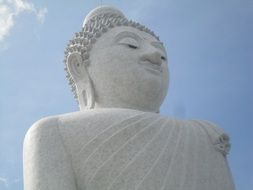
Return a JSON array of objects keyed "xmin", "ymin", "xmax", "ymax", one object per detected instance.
[{"xmin": 23, "ymin": 6, "xmax": 235, "ymax": 190}]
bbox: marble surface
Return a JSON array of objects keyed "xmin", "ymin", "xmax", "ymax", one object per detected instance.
[{"xmin": 23, "ymin": 6, "xmax": 235, "ymax": 190}]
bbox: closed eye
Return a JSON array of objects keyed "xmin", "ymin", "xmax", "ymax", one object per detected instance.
[
  {"xmin": 118, "ymin": 37, "xmax": 139, "ymax": 49},
  {"xmin": 128, "ymin": 44, "xmax": 138, "ymax": 49}
]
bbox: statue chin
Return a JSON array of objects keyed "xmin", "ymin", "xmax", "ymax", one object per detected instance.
[{"xmin": 92, "ymin": 78, "xmax": 167, "ymax": 113}]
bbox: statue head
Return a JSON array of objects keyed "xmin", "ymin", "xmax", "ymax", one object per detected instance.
[{"xmin": 64, "ymin": 6, "xmax": 169, "ymax": 113}]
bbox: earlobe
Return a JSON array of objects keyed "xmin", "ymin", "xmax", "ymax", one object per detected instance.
[
  {"xmin": 66, "ymin": 52, "xmax": 95, "ymax": 110},
  {"xmin": 67, "ymin": 52, "xmax": 84, "ymax": 82}
]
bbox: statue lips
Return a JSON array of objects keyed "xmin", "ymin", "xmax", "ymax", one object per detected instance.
[{"xmin": 139, "ymin": 60, "xmax": 163, "ymax": 75}]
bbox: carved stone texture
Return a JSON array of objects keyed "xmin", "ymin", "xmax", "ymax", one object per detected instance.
[{"xmin": 23, "ymin": 6, "xmax": 235, "ymax": 190}]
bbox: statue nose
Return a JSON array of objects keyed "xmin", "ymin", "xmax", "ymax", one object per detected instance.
[{"xmin": 141, "ymin": 51, "xmax": 163, "ymax": 66}]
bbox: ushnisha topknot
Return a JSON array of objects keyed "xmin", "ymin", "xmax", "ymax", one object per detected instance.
[
  {"xmin": 82, "ymin": 6, "xmax": 125, "ymax": 26},
  {"xmin": 64, "ymin": 6, "xmax": 160, "ymax": 104}
]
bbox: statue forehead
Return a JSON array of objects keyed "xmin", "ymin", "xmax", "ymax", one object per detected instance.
[
  {"xmin": 92, "ymin": 26, "xmax": 166, "ymax": 52},
  {"xmin": 100, "ymin": 26, "xmax": 160, "ymax": 42}
]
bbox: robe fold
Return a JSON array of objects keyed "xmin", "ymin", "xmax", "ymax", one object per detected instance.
[{"xmin": 57, "ymin": 108, "xmax": 235, "ymax": 190}]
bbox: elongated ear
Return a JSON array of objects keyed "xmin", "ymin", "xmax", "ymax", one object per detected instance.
[
  {"xmin": 66, "ymin": 52, "xmax": 84, "ymax": 82},
  {"xmin": 66, "ymin": 52, "xmax": 95, "ymax": 110}
]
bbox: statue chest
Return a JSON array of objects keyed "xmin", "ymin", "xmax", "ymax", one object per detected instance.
[{"xmin": 59, "ymin": 111, "xmax": 233, "ymax": 190}]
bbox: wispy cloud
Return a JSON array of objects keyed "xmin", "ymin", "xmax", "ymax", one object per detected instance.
[
  {"xmin": 0, "ymin": 0, "xmax": 47, "ymax": 42},
  {"xmin": 0, "ymin": 3, "xmax": 14, "ymax": 41},
  {"xmin": 36, "ymin": 7, "xmax": 47, "ymax": 24},
  {"xmin": 0, "ymin": 177, "xmax": 8, "ymax": 188}
]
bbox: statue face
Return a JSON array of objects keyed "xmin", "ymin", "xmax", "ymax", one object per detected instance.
[{"xmin": 88, "ymin": 26, "xmax": 169, "ymax": 112}]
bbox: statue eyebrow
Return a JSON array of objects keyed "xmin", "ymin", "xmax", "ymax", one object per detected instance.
[
  {"xmin": 114, "ymin": 31, "xmax": 141, "ymax": 42},
  {"xmin": 151, "ymin": 41, "xmax": 165, "ymax": 52},
  {"xmin": 114, "ymin": 31, "xmax": 165, "ymax": 53}
]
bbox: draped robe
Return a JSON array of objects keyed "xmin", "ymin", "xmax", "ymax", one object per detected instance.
[{"xmin": 24, "ymin": 108, "xmax": 235, "ymax": 190}]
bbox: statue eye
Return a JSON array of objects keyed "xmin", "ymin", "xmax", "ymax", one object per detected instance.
[
  {"xmin": 161, "ymin": 56, "xmax": 166, "ymax": 61},
  {"xmin": 118, "ymin": 37, "xmax": 139, "ymax": 49},
  {"xmin": 128, "ymin": 44, "xmax": 138, "ymax": 49}
]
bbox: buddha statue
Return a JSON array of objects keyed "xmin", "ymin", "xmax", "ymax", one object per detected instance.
[{"xmin": 23, "ymin": 6, "xmax": 235, "ymax": 190}]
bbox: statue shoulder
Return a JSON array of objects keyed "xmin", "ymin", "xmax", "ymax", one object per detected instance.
[
  {"xmin": 189, "ymin": 119, "xmax": 231, "ymax": 156},
  {"xmin": 25, "ymin": 111, "xmax": 82, "ymax": 140},
  {"xmin": 23, "ymin": 116, "xmax": 77, "ymax": 190},
  {"xmin": 25, "ymin": 116, "xmax": 59, "ymax": 140},
  {"xmin": 24, "ymin": 116, "xmax": 62, "ymax": 156}
]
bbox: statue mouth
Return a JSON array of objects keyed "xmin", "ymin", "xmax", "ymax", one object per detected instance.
[{"xmin": 139, "ymin": 61, "xmax": 162, "ymax": 74}]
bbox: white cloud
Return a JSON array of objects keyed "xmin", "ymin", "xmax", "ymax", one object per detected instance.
[
  {"xmin": 0, "ymin": 0, "xmax": 47, "ymax": 42},
  {"xmin": 0, "ymin": 177, "xmax": 8, "ymax": 187},
  {"xmin": 36, "ymin": 7, "xmax": 47, "ymax": 24},
  {"xmin": 0, "ymin": 3, "xmax": 14, "ymax": 41},
  {"xmin": 12, "ymin": 0, "xmax": 34, "ymax": 13}
]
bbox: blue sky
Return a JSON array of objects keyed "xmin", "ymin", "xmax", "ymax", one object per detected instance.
[{"xmin": 0, "ymin": 0, "xmax": 252, "ymax": 189}]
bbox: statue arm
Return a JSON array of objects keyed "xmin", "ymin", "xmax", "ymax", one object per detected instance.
[
  {"xmin": 192, "ymin": 120, "xmax": 235, "ymax": 189},
  {"xmin": 23, "ymin": 117, "xmax": 77, "ymax": 190},
  {"xmin": 195, "ymin": 120, "xmax": 231, "ymax": 156}
]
